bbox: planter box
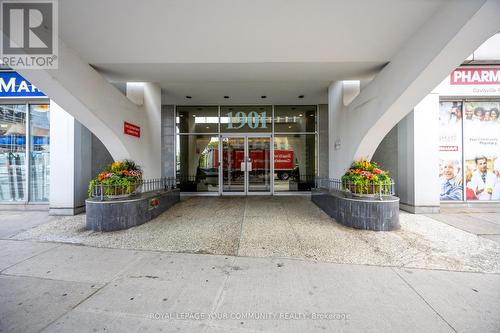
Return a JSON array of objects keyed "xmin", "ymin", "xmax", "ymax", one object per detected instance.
[
  {"xmin": 86, "ymin": 188, "xmax": 180, "ymax": 232},
  {"xmin": 311, "ymin": 188, "xmax": 400, "ymax": 231}
]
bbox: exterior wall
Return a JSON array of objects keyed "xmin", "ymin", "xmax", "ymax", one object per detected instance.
[
  {"xmin": 413, "ymin": 94, "xmax": 440, "ymax": 211},
  {"xmin": 318, "ymin": 104, "xmax": 329, "ymax": 178},
  {"xmin": 372, "ymin": 94, "xmax": 440, "ymax": 213},
  {"xmin": 49, "ymin": 102, "xmax": 92, "ymax": 215},
  {"xmin": 50, "ymin": 102, "xmax": 113, "ymax": 215},
  {"xmin": 73, "ymin": 122, "xmax": 92, "ymax": 211},
  {"xmin": 371, "ymin": 126, "xmax": 398, "ymax": 187},
  {"xmin": 161, "ymin": 105, "xmax": 176, "ymax": 178},
  {"xmin": 91, "ymin": 134, "xmax": 114, "ymax": 179}
]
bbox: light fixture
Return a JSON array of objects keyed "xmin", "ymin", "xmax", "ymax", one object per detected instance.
[
  {"xmin": 261, "ymin": 95, "xmax": 267, "ymax": 99},
  {"xmin": 299, "ymin": 114, "xmax": 303, "ymax": 117},
  {"xmin": 298, "ymin": 95, "xmax": 304, "ymax": 99},
  {"xmin": 206, "ymin": 126, "xmax": 210, "ymax": 129},
  {"xmin": 288, "ymin": 125, "xmax": 292, "ymax": 129},
  {"xmin": 224, "ymin": 96, "xmax": 229, "ymax": 99},
  {"xmin": 186, "ymin": 96, "xmax": 192, "ymax": 99},
  {"xmin": 192, "ymin": 114, "xmax": 196, "ymax": 117}
]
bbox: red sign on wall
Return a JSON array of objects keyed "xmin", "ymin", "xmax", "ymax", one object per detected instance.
[
  {"xmin": 450, "ymin": 67, "xmax": 500, "ymax": 85},
  {"xmin": 124, "ymin": 121, "xmax": 140, "ymax": 138}
]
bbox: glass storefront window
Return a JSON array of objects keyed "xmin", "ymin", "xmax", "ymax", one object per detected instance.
[
  {"xmin": 176, "ymin": 106, "xmax": 218, "ymax": 133},
  {"xmin": 273, "ymin": 134, "xmax": 316, "ymax": 192},
  {"xmin": 274, "ymin": 105, "xmax": 316, "ymax": 133},
  {"xmin": 463, "ymin": 101, "xmax": 500, "ymax": 201},
  {"xmin": 438, "ymin": 101, "xmax": 464, "ymax": 201},
  {"xmin": 29, "ymin": 104, "xmax": 50, "ymax": 202},
  {"xmin": 438, "ymin": 100, "xmax": 500, "ymax": 202},
  {"xmin": 174, "ymin": 105, "xmax": 318, "ymax": 193},
  {"xmin": 0, "ymin": 104, "xmax": 27, "ymax": 201},
  {"xmin": 176, "ymin": 135, "xmax": 220, "ymax": 192},
  {"xmin": 220, "ymin": 106, "xmax": 272, "ymax": 133}
]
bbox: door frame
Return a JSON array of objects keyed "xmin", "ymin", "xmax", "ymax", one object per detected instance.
[{"xmin": 219, "ymin": 133, "xmax": 273, "ymax": 196}]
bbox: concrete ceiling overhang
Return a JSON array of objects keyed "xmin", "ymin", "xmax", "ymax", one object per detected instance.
[{"xmin": 59, "ymin": 0, "xmax": 450, "ymax": 104}]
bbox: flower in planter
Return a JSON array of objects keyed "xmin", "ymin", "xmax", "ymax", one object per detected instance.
[
  {"xmin": 88, "ymin": 160, "xmax": 143, "ymax": 198},
  {"xmin": 341, "ymin": 159, "xmax": 392, "ymax": 195}
]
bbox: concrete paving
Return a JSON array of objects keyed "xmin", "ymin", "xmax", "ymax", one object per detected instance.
[
  {"xmin": 11, "ymin": 197, "xmax": 500, "ymax": 273},
  {"xmin": 0, "ymin": 241, "xmax": 498, "ymax": 332},
  {"xmin": 0, "ymin": 211, "xmax": 60, "ymax": 238},
  {"xmin": 426, "ymin": 213, "xmax": 500, "ymax": 244},
  {"xmin": 1, "ymin": 198, "xmax": 500, "ymax": 332}
]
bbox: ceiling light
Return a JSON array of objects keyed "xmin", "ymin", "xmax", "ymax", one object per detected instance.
[
  {"xmin": 186, "ymin": 96, "xmax": 192, "ymax": 99},
  {"xmin": 261, "ymin": 95, "xmax": 267, "ymax": 99},
  {"xmin": 299, "ymin": 114, "xmax": 303, "ymax": 117},
  {"xmin": 192, "ymin": 114, "xmax": 196, "ymax": 117},
  {"xmin": 224, "ymin": 96, "xmax": 229, "ymax": 99},
  {"xmin": 206, "ymin": 126, "xmax": 210, "ymax": 129},
  {"xmin": 298, "ymin": 95, "xmax": 304, "ymax": 99},
  {"xmin": 288, "ymin": 126, "xmax": 292, "ymax": 129}
]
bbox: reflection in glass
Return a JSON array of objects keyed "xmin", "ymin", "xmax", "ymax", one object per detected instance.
[
  {"xmin": 176, "ymin": 135, "xmax": 219, "ymax": 192},
  {"xmin": 274, "ymin": 106, "xmax": 316, "ymax": 133},
  {"xmin": 0, "ymin": 105, "xmax": 27, "ymax": 201},
  {"xmin": 176, "ymin": 106, "xmax": 218, "ymax": 133},
  {"xmin": 247, "ymin": 137, "xmax": 271, "ymax": 192},
  {"xmin": 222, "ymin": 137, "xmax": 245, "ymax": 192},
  {"xmin": 274, "ymin": 134, "xmax": 316, "ymax": 192},
  {"xmin": 29, "ymin": 104, "xmax": 50, "ymax": 202},
  {"xmin": 220, "ymin": 106, "xmax": 272, "ymax": 133}
]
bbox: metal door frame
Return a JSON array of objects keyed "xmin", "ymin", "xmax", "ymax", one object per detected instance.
[{"xmin": 219, "ymin": 133, "xmax": 273, "ymax": 196}]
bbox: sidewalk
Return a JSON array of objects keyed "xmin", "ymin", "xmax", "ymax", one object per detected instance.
[
  {"xmin": 1, "ymin": 239, "xmax": 499, "ymax": 333},
  {"xmin": 1, "ymin": 199, "xmax": 500, "ymax": 332}
]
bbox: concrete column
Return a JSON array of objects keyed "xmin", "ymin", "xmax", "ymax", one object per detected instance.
[
  {"xmin": 397, "ymin": 93, "xmax": 440, "ymax": 213},
  {"xmin": 143, "ymin": 83, "xmax": 162, "ymax": 178},
  {"xmin": 125, "ymin": 82, "xmax": 162, "ymax": 178},
  {"xmin": 318, "ymin": 104, "xmax": 329, "ymax": 178},
  {"xmin": 328, "ymin": 81, "xmax": 345, "ymax": 178},
  {"xmin": 49, "ymin": 101, "xmax": 92, "ymax": 215},
  {"xmin": 161, "ymin": 105, "xmax": 176, "ymax": 178}
]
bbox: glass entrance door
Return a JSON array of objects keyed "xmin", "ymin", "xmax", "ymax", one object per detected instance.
[{"xmin": 221, "ymin": 135, "xmax": 272, "ymax": 195}]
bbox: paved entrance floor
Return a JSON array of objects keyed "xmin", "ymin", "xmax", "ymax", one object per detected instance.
[
  {"xmin": 9, "ymin": 196, "xmax": 500, "ymax": 273},
  {"xmin": 1, "ymin": 197, "xmax": 500, "ymax": 332}
]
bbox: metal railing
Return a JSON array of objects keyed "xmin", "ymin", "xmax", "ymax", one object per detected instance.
[
  {"xmin": 90, "ymin": 177, "xmax": 176, "ymax": 201},
  {"xmin": 315, "ymin": 177, "xmax": 395, "ymax": 200}
]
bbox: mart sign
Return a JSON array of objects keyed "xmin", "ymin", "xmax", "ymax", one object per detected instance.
[{"xmin": 0, "ymin": 71, "xmax": 45, "ymax": 97}]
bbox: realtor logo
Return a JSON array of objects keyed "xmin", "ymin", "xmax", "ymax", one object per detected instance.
[{"xmin": 1, "ymin": 0, "xmax": 58, "ymax": 68}]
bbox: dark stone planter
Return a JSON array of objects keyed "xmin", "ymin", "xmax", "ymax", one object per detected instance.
[
  {"xmin": 311, "ymin": 188, "xmax": 400, "ymax": 231},
  {"xmin": 86, "ymin": 188, "xmax": 180, "ymax": 232}
]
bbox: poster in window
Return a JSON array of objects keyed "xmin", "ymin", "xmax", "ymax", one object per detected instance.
[
  {"xmin": 438, "ymin": 101, "xmax": 463, "ymax": 201},
  {"xmin": 463, "ymin": 101, "xmax": 500, "ymax": 201}
]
